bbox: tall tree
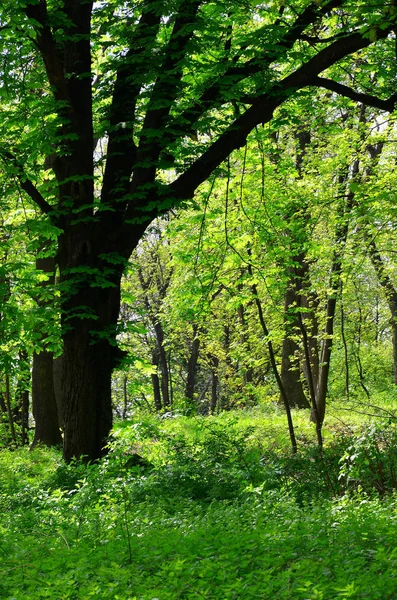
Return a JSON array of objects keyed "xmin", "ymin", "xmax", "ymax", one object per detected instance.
[{"xmin": 0, "ymin": 0, "xmax": 396, "ymax": 460}]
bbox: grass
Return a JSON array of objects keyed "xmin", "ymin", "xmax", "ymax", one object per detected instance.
[{"xmin": 2, "ymin": 398, "xmax": 397, "ymax": 599}]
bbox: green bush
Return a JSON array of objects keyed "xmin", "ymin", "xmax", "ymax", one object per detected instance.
[{"xmin": 339, "ymin": 422, "xmax": 397, "ymax": 495}]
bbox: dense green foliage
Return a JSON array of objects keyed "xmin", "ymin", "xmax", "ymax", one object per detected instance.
[{"xmin": 2, "ymin": 403, "xmax": 397, "ymax": 599}]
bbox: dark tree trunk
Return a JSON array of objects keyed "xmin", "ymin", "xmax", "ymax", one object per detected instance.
[
  {"xmin": 31, "ymin": 255, "xmax": 62, "ymax": 448},
  {"xmin": 151, "ymin": 348, "xmax": 162, "ymax": 411},
  {"xmin": 31, "ymin": 351, "xmax": 62, "ymax": 448},
  {"xmin": 153, "ymin": 322, "xmax": 170, "ymax": 408},
  {"xmin": 280, "ymin": 334, "xmax": 309, "ymax": 408},
  {"xmin": 5, "ymin": 375, "xmax": 17, "ymax": 446},
  {"xmin": 61, "ymin": 334, "xmax": 114, "ymax": 461},
  {"xmin": 14, "ymin": 351, "xmax": 30, "ymax": 445},
  {"xmin": 209, "ymin": 355, "xmax": 219, "ymax": 415},
  {"xmin": 59, "ymin": 266, "xmax": 125, "ymax": 461},
  {"xmin": 53, "ymin": 355, "xmax": 64, "ymax": 429},
  {"xmin": 301, "ymin": 290, "xmax": 320, "ymax": 392},
  {"xmin": 281, "ymin": 286, "xmax": 310, "ymax": 409},
  {"xmin": 20, "ymin": 389, "xmax": 29, "ymax": 446}
]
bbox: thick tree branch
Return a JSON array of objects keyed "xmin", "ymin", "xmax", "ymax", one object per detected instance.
[
  {"xmin": 165, "ymin": 0, "xmax": 346, "ymax": 144},
  {"xmin": 25, "ymin": 1, "xmax": 69, "ymax": 105},
  {"xmin": 134, "ymin": 0, "xmax": 202, "ymax": 183},
  {"xmin": 19, "ymin": 179, "xmax": 53, "ymax": 216},
  {"xmin": 100, "ymin": 1, "xmax": 161, "ymax": 219},
  {"xmin": 313, "ymin": 76, "xmax": 397, "ymax": 112},
  {"xmin": 168, "ymin": 27, "xmax": 394, "ymax": 202},
  {"xmin": 0, "ymin": 151, "xmax": 54, "ymax": 215}
]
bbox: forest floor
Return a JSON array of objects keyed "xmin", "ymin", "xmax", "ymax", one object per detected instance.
[{"xmin": 1, "ymin": 397, "xmax": 397, "ymax": 599}]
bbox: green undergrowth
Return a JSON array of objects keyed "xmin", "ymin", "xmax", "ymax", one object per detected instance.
[{"xmin": 2, "ymin": 402, "xmax": 397, "ymax": 599}]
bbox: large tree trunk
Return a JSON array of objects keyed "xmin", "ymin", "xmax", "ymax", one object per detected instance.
[
  {"xmin": 61, "ymin": 333, "xmax": 114, "ymax": 461},
  {"xmin": 279, "ymin": 130, "xmax": 311, "ymax": 410},
  {"xmin": 59, "ymin": 244, "xmax": 126, "ymax": 461}
]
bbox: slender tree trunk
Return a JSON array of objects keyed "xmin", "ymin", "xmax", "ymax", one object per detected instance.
[
  {"xmin": 280, "ymin": 130, "xmax": 311, "ymax": 409},
  {"xmin": 5, "ymin": 375, "xmax": 17, "ymax": 446},
  {"xmin": 31, "ymin": 255, "xmax": 62, "ymax": 447},
  {"xmin": 315, "ymin": 157, "xmax": 359, "ymax": 423},
  {"xmin": 340, "ymin": 300, "xmax": 350, "ymax": 399},
  {"xmin": 14, "ymin": 351, "xmax": 30, "ymax": 445},
  {"xmin": 31, "ymin": 351, "xmax": 63, "ymax": 448},
  {"xmin": 248, "ymin": 265, "xmax": 297, "ymax": 453},
  {"xmin": 185, "ymin": 325, "xmax": 200, "ymax": 403},
  {"xmin": 237, "ymin": 303, "xmax": 254, "ymax": 386},
  {"xmin": 20, "ymin": 388, "xmax": 29, "ymax": 445},
  {"xmin": 281, "ymin": 286, "xmax": 310, "ymax": 409},
  {"xmin": 301, "ymin": 289, "xmax": 320, "ymax": 392},
  {"xmin": 209, "ymin": 355, "xmax": 219, "ymax": 415},
  {"xmin": 151, "ymin": 348, "xmax": 162, "ymax": 411},
  {"xmin": 168, "ymin": 350, "xmax": 174, "ymax": 406},
  {"xmin": 122, "ymin": 375, "xmax": 128, "ymax": 419},
  {"xmin": 154, "ymin": 322, "xmax": 170, "ymax": 408}
]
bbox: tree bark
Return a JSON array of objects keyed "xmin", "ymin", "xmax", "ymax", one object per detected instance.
[
  {"xmin": 151, "ymin": 348, "xmax": 163, "ymax": 411},
  {"xmin": 59, "ymin": 266, "xmax": 125, "ymax": 461},
  {"xmin": 5, "ymin": 375, "xmax": 17, "ymax": 446},
  {"xmin": 209, "ymin": 355, "xmax": 219, "ymax": 415},
  {"xmin": 281, "ymin": 287, "xmax": 310, "ymax": 409},
  {"xmin": 31, "ymin": 255, "xmax": 62, "ymax": 448},
  {"xmin": 53, "ymin": 355, "xmax": 64, "ymax": 429},
  {"xmin": 31, "ymin": 351, "xmax": 62, "ymax": 448}
]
